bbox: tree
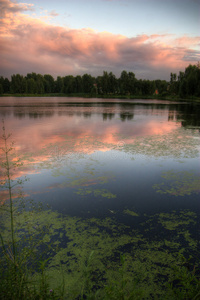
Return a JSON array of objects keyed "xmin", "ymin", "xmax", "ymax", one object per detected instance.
[
  {"xmin": 177, "ymin": 64, "xmax": 200, "ymax": 98},
  {"xmin": 127, "ymin": 72, "xmax": 136, "ymax": 94},
  {"xmin": 5, "ymin": 63, "xmax": 200, "ymax": 98},
  {"xmin": 44, "ymin": 74, "xmax": 55, "ymax": 93},
  {"xmin": 75, "ymin": 75, "xmax": 83, "ymax": 93},
  {"xmin": 0, "ymin": 77, "xmax": 4, "ymax": 94},
  {"xmin": 169, "ymin": 72, "xmax": 178, "ymax": 95},
  {"xmin": 55, "ymin": 76, "xmax": 64, "ymax": 93},
  {"xmin": 26, "ymin": 72, "xmax": 37, "ymax": 81},
  {"xmin": 36, "ymin": 74, "xmax": 44, "ymax": 94},
  {"xmin": 179, "ymin": 79, "xmax": 187, "ymax": 98},
  {"xmin": 3, "ymin": 78, "xmax": 10, "ymax": 93},
  {"xmin": 11, "ymin": 74, "xmax": 26, "ymax": 94},
  {"xmin": 135, "ymin": 79, "xmax": 142, "ymax": 95},
  {"xmin": 82, "ymin": 74, "xmax": 94, "ymax": 93},
  {"xmin": 155, "ymin": 80, "xmax": 168, "ymax": 95},
  {"xmin": 62, "ymin": 75, "xmax": 75, "ymax": 93},
  {"xmin": 26, "ymin": 78, "xmax": 37, "ymax": 94},
  {"xmin": 185, "ymin": 65, "xmax": 199, "ymax": 96},
  {"xmin": 141, "ymin": 80, "xmax": 155, "ymax": 95},
  {"xmin": 119, "ymin": 71, "xmax": 136, "ymax": 94},
  {"xmin": 0, "ymin": 84, "xmax": 3, "ymax": 94},
  {"xmin": 120, "ymin": 70, "xmax": 129, "ymax": 94},
  {"xmin": 101, "ymin": 71, "xmax": 109, "ymax": 94},
  {"xmin": 108, "ymin": 72, "xmax": 118, "ymax": 94}
]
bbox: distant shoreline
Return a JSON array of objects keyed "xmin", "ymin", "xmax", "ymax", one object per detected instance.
[{"xmin": 1, "ymin": 93, "xmax": 200, "ymax": 102}]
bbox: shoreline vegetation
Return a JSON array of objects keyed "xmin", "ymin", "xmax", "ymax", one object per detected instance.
[
  {"xmin": 1, "ymin": 93, "xmax": 200, "ymax": 103},
  {"xmin": 0, "ymin": 63, "xmax": 200, "ymax": 102}
]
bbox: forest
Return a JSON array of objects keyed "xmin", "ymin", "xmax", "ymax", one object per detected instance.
[{"xmin": 0, "ymin": 63, "xmax": 200, "ymax": 98}]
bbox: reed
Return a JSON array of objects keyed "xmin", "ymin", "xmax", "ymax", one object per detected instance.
[{"xmin": 0, "ymin": 121, "xmax": 54, "ymax": 299}]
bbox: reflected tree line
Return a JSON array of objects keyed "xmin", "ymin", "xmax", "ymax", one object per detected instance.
[
  {"xmin": 0, "ymin": 103, "xmax": 199, "ymax": 127},
  {"xmin": 0, "ymin": 63, "xmax": 200, "ymax": 98}
]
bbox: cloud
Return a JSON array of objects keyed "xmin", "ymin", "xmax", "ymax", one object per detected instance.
[
  {"xmin": 0, "ymin": 0, "xmax": 199, "ymax": 80},
  {"xmin": 182, "ymin": 49, "xmax": 200, "ymax": 61},
  {"xmin": 0, "ymin": 0, "xmax": 34, "ymax": 16},
  {"xmin": 49, "ymin": 10, "xmax": 59, "ymax": 17}
]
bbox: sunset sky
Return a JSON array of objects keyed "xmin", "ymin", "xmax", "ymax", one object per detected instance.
[{"xmin": 0, "ymin": 0, "xmax": 199, "ymax": 80}]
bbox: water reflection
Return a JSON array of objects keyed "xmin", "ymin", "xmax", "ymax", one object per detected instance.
[
  {"xmin": 0, "ymin": 99, "xmax": 200, "ymax": 129},
  {"xmin": 1, "ymin": 98, "xmax": 200, "ymax": 293},
  {"xmin": 0, "ymin": 98, "xmax": 199, "ymax": 161},
  {"xmin": 0, "ymin": 97, "xmax": 199, "ymax": 209}
]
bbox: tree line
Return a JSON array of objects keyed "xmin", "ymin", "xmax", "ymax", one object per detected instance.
[{"xmin": 0, "ymin": 63, "xmax": 199, "ymax": 98}]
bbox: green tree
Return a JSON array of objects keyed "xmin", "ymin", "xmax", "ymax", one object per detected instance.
[
  {"xmin": 55, "ymin": 76, "xmax": 64, "ymax": 93},
  {"xmin": 101, "ymin": 71, "xmax": 109, "ymax": 94},
  {"xmin": 185, "ymin": 65, "xmax": 198, "ymax": 96},
  {"xmin": 141, "ymin": 80, "xmax": 155, "ymax": 95},
  {"xmin": 127, "ymin": 72, "xmax": 136, "ymax": 94},
  {"xmin": 3, "ymin": 78, "xmax": 10, "ymax": 93},
  {"xmin": 0, "ymin": 77, "xmax": 4, "ymax": 94},
  {"xmin": 26, "ymin": 72, "xmax": 37, "ymax": 81},
  {"xmin": 11, "ymin": 74, "xmax": 26, "ymax": 94},
  {"xmin": 44, "ymin": 74, "xmax": 55, "ymax": 93},
  {"xmin": 155, "ymin": 80, "xmax": 168, "ymax": 95},
  {"xmin": 36, "ymin": 74, "xmax": 44, "ymax": 94},
  {"xmin": 62, "ymin": 75, "xmax": 75, "ymax": 93},
  {"xmin": 82, "ymin": 74, "xmax": 94, "ymax": 93},
  {"xmin": 169, "ymin": 72, "xmax": 178, "ymax": 95},
  {"xmin": 178, "ymin": 63, "xmax": 200, "ymax": 98},
  {"xmin": 108, "ymin": 72, "xmax": 118, "ymax": 94},
  {"xmin": 0, "ymin": 84, "xmax": 3, "ymax": 94},
  {"xmin": 75, "ymin": 75, "xmax": 83, "ymax": 93},
  {"xmin": 119, "ymin": 71, "xmax": 136, "ymax": 94},
  {"xmin": 135, "ymin": 79, "xmax": 142, "ymax": 95},
  {"xmin": 26, "ymin": 73, "xmax": 45, "ymax": 94},
  {"xmin": 119, "ymin": 70, "xmax": 129, "ymax": 94},
  {"xmin": 26, "ymin": 78, "xmax": 37, "ymax": 94}
]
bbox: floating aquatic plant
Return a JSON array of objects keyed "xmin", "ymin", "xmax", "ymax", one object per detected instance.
[
  {"xmin": 114, "ymin": 127, "xmax": 200, "ymax": 159},
  {"xmin": 76, "ymin": 188, "xmax": 116, "ymax": 199},
  {"xmin": 153, "ymin": 170, "xmax": 200, "ymax": 196},
  {"xmin": 123, "ymin": 209, "xmax": 139, "ymax": 217}
]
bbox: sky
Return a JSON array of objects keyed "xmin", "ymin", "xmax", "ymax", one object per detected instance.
[{"xmin": 0, "ymin": 0, "xmax": 200, "ymax": 80}]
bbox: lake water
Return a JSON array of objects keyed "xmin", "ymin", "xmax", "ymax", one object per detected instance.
[{"xmin": 0, "ymin": 97, "xmax": 200, "ymax": 296}]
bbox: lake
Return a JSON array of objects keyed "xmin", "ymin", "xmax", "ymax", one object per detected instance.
[{"xmin": 0, "ymin": 97, "xmax": 200, "ymax": 297}]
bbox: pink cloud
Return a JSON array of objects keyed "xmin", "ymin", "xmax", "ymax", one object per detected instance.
[
  {"xmin": 0, "ymin": 0, "xmax": 34, "ymax": 15},
  {"xmin": 0, "ymin": 0, "xmax": 199, "ymax": 79},
  {"xmin": 174, "ymin": 35, "xmax": 200, "ymax": 48}
]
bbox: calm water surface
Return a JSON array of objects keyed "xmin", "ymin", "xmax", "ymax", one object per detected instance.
[
  {"xmin": 0, "ymin": 97, "xmax": 200, "ymax": 247},
  {"xmin": 1, "ymin": 96, "xmax": 200, "ymax": 300}
]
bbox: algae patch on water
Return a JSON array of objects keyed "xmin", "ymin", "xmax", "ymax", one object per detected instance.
[
  {"xmin": 1, "ymin": 206, "xmax": 199, "ymax": 299},
  {"xmin": 76, "ymin": 188, "xmax": 116, "ymax": 199},
  {"xmin": 153, "ymin": 170, "xmax": 200, "ymax": 196},
  {"xmin": 124, "ymin": 209, "xmax": 139, "ymax": 217},
  {"xmin": 114, "ymin": 127, "xmax": 200, "ymax": 159}
]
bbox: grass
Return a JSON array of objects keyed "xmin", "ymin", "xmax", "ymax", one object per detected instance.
[
  {"xmin": 1, "ymin": 92, "xmax": 200, "ymax": 102},
  {"xmin": 0, "ymin": 122, "xmax": 200, "ymax": 299}
]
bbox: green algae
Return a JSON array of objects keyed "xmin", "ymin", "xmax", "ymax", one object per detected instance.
[
  {"xmin": 76, "ymin": 188, "xmax": 116, "ymax": 199},
  {"xmin": 124, "ymin": 209, "xmax": 139, "ymax": 217},
  {"xmin": 1, "ymin": 206, "xmax": 199, "ymax": 299},
  {"xmin": 153, "ymin": 171, "xmax": 200, "ymax": 196},
  {"xmin": 157, "ymin": 211, "xmax": 196, "ymax": 230}
]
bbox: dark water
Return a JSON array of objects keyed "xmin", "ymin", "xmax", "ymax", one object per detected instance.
[
  {"xmin": 1, "ymin": 97, "xmax": 200, "ymax": 293},
  {"xmin": 0, "ymin": 97, "xmax": 200, "ymax": 238}
]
